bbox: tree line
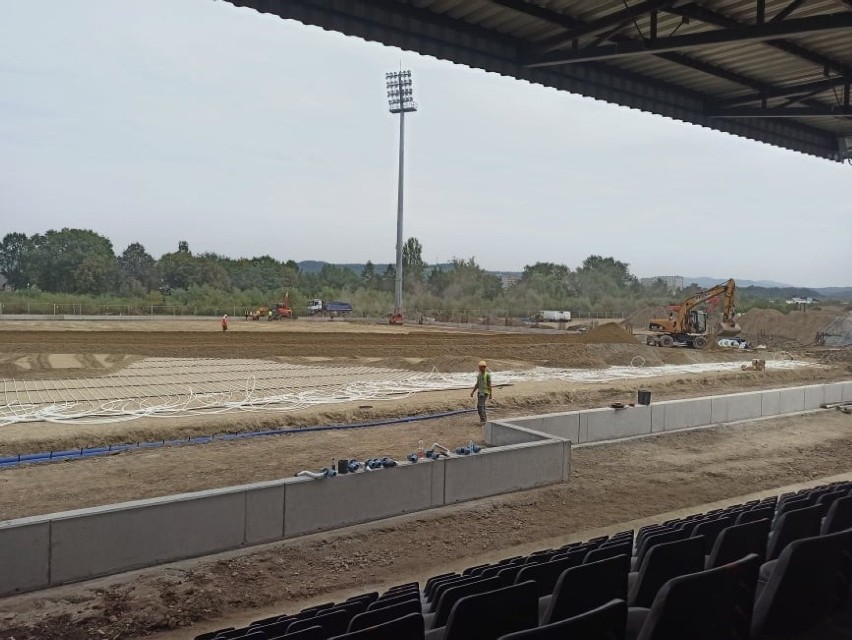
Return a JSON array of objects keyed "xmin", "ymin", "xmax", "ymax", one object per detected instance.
[{"xmin": 0, "ymin": 228, "xmax": 829, "ymax": 316}]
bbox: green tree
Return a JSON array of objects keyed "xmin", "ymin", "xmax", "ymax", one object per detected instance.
[
  {"xmin": 361, "ymin": 260, "xmax": 378, "ymax": 289},
  {"xmin": 0, "ymin": 232, "xmax": 34, "ymax": 289},
  {"xmin": 402, "ymin": 237, "xmax": 425, "ymax": 290},
  {"xmin": 118, "ymin": 243, "xmax": 158, "ymax": 292},
  {"xmin": 29, "ymin": 228, "xmax": 118, "ymax": 293}
]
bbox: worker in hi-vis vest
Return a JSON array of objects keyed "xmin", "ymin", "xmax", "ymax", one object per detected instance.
[{"xmin": 470, "ymin": 360, "xmax": 492, "ymax": 424}]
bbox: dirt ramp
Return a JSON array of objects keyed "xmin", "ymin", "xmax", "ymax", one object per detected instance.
[
  {"xmin": 738, "ymin": 309, "xmax": 846, "ymax": 346},
  {"xmin": 583, "ymin": 323, "xmax": 638, "ymax": 344}
]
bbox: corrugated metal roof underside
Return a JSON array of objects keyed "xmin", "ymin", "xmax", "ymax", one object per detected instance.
[{"xmin": 224, "ymin": 0, "xmax": 852, "ymax": 161}]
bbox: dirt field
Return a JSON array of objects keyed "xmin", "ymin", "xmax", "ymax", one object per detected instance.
[
  {"xmin": 0, "ymin": 319, "xmax": 850, "ymax": 639},
  {"xmin": 2, "ymin": 409, "xmax": 851, "ymax": 640}
]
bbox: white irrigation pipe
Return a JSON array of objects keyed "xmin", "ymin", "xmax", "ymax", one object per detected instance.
[{"xmin": 0, "ymin": 358, "xmax": 816, "ymax": 427}]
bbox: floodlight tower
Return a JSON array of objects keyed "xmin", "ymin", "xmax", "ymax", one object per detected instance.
[{"xmin": 386, "ymin": 69, "xmax": 417, "ymax": 324}]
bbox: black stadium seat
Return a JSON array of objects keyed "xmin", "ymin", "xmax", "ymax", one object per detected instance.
[
  {"xmin": 629, "ymin": 537, "xmax": 705, "ymax": 608},
  {"xmin": 822, "ymin": 495, "xmax": 852, "ymax": 535},
  {"xmin": 515, "ymin": 556, "xmax": 584, "ymax": 597},
  {"xmin": 330, "ymin": 612, "xmax": 424, "ymax": 640},
  {"xmin": 433, "ymin": 581, "xmax": 538, "ymax": 640},
  {"xmin": 499, "ymin": 599, "xmax": 627, "ymax": 640},
  {"xmin": 766, "ymin": 504, "xmax": 825, "ymax": 561},
  {"xmin": 628, "ymin": 553, "xmax": 760, "ymax": 640},
  {"xmin": 706, "ymin": 518, "xmax": 770, "ymax": 568},
  {"xmin": 541, "ymin": 555, "xmax": 629, "ymax": 625},
  {"xmin": 349, "ymin": 599, "xmax": 422, "ymax": 632}
]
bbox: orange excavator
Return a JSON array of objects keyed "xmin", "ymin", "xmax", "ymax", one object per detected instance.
[
  {"xmin": 647, "ymin": 279, "xmax": 741, "ymax": 349},
  {"xmin": 248, "ymin": 291, "xmax": 293, "ymax": 320}
]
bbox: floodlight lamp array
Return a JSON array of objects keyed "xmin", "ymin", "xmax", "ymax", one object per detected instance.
[{"xmin": 386, "ymin": 70, "xmax": 417, "ymax": 113}]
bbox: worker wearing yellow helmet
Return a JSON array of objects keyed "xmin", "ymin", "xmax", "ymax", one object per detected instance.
[{"xmin": 470, "ymin": 360, "xmax": 493, "ymax": 424}]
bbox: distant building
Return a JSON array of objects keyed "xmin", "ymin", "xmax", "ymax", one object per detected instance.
[
  {"xmin": 640, "ymin": 275, "xmax": 684, "ymax": 293},
  {"xmin": 786, "ymin": 297, "xmax": 815, "ymax": 305},
  {"xmin": 501, "ymin": 274, "xmax": 521, "ymax": 289}
]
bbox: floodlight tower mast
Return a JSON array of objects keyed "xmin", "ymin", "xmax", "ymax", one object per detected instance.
[{"xmin": 385, "ymin": 69, "xmax": 417, "ymax": 324}]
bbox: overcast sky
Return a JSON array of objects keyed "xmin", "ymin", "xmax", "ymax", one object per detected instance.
[{"xmin": 1, "ymin": 0, "xmax": 850, "ymax": 287}]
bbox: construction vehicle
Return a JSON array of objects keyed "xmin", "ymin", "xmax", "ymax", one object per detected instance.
[
  {"xmin": 248, "ymin": 292, "xmax": 294, "ymax": 320},
  {"xmin": 307, "ymin": 299, "xmax": 352, "ymax": 317},
  {"xmin": 645, "ymin": 279, "xmax": 741, "ymax": 349},
  {"xmin": 531, "ymin": 310, "xmax": 572, "ymax": 322}
]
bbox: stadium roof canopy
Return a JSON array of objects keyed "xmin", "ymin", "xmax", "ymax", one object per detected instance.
[{"xmin": 226, "ymin": 0, "xmax": 852, "ymax": 162}]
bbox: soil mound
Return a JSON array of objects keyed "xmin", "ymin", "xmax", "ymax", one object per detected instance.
[
  {"xmin": 738, "ymin": 309, "xmax": 843, "ymax": 345},
  {"xmin": 623, "ymin": 306, "xmax": 668, "ymax": 330},
  {"xmin": 583, "ymin": 323, "xmax": 637, "ymax": 344}
]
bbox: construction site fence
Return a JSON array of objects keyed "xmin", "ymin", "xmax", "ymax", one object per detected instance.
[{"xmin": 0, "ymin": 302, "xmax": 630, "ymax": 321}]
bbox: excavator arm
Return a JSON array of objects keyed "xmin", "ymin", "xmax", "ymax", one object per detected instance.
[
  {"xmin": 649, "ymin": 279, "xmax": 740, "ymax": 337},
  {"xmin": 675, "ymin": 279, "xmax": 739, "ymax": 334}
]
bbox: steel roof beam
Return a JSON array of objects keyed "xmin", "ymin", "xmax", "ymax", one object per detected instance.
[
  {"xmin": 534, "ymin": 0, "xmax": 678, "ymax": 53},
  {"xmin": 668, "ymin": 4, "xmax": 852, "ymax": 78},
  {"xmin": 718, "ymin": 75, "xmax": 852, "ymax": 106},
  {"xmin": 525, "ymin": 12, "xmax": 852, "ymax": 67},
  {"xmin": 709, "ymin": 105, "xmax": 852, "ymax": 117},
  {"xmin": 495, "ymin": 0, "xmax": 778, "ymax": 94}
]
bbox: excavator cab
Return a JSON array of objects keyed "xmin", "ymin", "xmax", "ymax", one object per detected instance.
[{"xmin": 688, "ymin": 310, "xmax": 707, "ymax": 334}]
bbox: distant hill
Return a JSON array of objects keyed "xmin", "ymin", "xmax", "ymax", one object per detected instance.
[{"xmin": 683, "ymin": 277, "xmax": 794, "ymax": 289}]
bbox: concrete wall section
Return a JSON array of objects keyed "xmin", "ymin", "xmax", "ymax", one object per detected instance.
[
  {"xmin": 536, "ymin": 412, "xmax": 581, "ymax": 443},
  {"xmin": 777, "ymin": 387, "xmax": 806, "ymax": 414},
  {"xmin": 283, "ymin": 460, "xmax": 441, "ymax": 538},
  {"xmin": 444, "ymin": 440, "xmax": 566, "ymax": 504},
  {"xmin": 844, "ymin": 381, "xmax": 852, "ymax": 402},
  {"xmin": 823, "ymin": 383, "xmax": 842, "ymax": 405},
  {"xmin": 579, "ymin": 406, "xmax": 652, "ymax": 443},
  {"xmin": 711, "ymin": 392, "xmax": 762, "ymax": 423},
  {"xmin": 0, "ymin": 520, "xmax": 50, "ymax": 594},
  {"xmin": 50, "ymin": 490, "xmax": 246, "ymax": 584},
  {"xmin": 485, "ymin": 421, "xmax": 550, "ymax": 446},
  {"xmin": 804, "ymin": 385, "xmax": 825, "ymax": 410},
  {"xmin": 244, "ymin": 481, "xmax": 286, "ymax": 545},
  {"xmin": 661, "ymin": 398, "xmax": 712, "ymax": 432},
  {"xmin": 761, "ymin": 390, "xmax": 781, "ymax": 417}
]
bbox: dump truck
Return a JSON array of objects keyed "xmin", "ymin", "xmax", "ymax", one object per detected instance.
[
  {"xmin": 307, "ymin": 299, "xmax": 353, "ymax": 317},
  {"xmin": 531, "ymin": 310, "xmax": 572, "ymax": 322},
  {"xmin": 644, "ymin": 279, "xmax": 741, "ymax": 349}
]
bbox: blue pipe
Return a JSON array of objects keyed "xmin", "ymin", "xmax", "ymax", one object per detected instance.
[{"xmin": 0, "ymin": 408, "xmax": 478, "ymax": 470}]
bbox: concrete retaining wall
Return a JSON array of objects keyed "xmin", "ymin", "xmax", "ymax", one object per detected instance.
[
  {"xmin": 444, "ymin": 440, "xmax": 569, "ymax": 504},
  {"xmin": 503, "ymin": 382, "xmax": 849, "ymax": 446},
  {"xmin": 284, "ymin": 461, "xmax": 444, "ymax": 538},
  {"xmin": 0, "ymin": 436, "xmax": 565, "ymax": 596}
]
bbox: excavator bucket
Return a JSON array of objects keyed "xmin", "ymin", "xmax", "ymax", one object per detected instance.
[{"xmin": 717, "ymin": 320, "xmax": 742, "ymax": 337}]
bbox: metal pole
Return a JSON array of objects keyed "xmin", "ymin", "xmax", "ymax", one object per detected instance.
[{"xmin": 394, "ymin": 97, "xmax": 406, "ymax": 316}]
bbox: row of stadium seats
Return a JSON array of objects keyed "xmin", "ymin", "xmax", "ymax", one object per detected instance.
[{"xmin": 195, "ymin": 480, "xmax": 852, "ymax": 640}]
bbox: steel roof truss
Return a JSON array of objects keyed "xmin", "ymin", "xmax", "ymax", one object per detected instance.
[{"xmin": 525, "ymin": 12, "xmax": 852, "ymax": 67}]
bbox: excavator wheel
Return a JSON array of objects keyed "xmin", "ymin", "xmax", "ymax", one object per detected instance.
[
  {"xmin": 692, "ymin": 336, "xmax": 708, "ymax": 349},
  {"xmin": 658, "ymin": 335, "xmax": 674, "ymax": 348}
]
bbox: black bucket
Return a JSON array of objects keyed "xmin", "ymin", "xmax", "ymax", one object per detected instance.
[
  {"xmin": 337, "ymin": 458, "xmax": 350, "ymax": 475},
  {"xmin": 637, "ymin": 390, "xmax": 652, "ymax": 406}
]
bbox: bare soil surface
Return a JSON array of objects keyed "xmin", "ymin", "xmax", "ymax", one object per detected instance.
[
  {"xmin": 2, "ymin": 410, "xmax": 851, "ymax": 640},
  {"xmin": 0, "ymin": 367, "xmax": 843, "ymax": 521}
]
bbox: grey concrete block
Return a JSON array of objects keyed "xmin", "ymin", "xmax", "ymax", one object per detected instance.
[
  {"xmin": 444, "ymin": 441, "xmax": 564, "ymax": 504},
  {"xmin": 50, "ymin": 489, "xmax": 246, "ymax": 584},
  {"xmin": 244, "ymin": 481, "xmax": 286, "ymax": 545},
  {"xmin": 761, "ymin": 391, "xmax": 781, "ymax": 417},
  {"xmin": 664, "ymin": 398, "xmax": 712, "ymax": 431},
  {"xmin": 487, "ymin": 422, "xmax": 548, "ymax": 446},
  {"xmin": 651, "ymin": 404, "xmax": 666, "ymax": 433},
  {"xmin": 778, "ymin": 387, "xmax": 806, "ymax": 414},
  {"xmin": 711, "ymin": 396, "xmax": 729, "ymax": 424},
  {"xmin": 579, "ymin": 406, "xmax": 652, "ymax": 443},
  {"xmin": 430, "ymin": 459, "xmax": 446, "ymax": 507},
  {"xmin": 844, "ymin": 381, "xmax": 852, "ymax": 402},
  {"xmin": 561, "ymin": 441, "xmax": 573, "ymax": 481},
  {"xmin": 535, "ymin": 412, "xmax": 581, "ymax": 442},
  {"xmin": 805, "ymin": 385, "xmax": 826, "ymax": 409},
  {"xmin": 823, "ymin": 383, "xmax": 844, "ymax": 405},
  {"xmin": 724, "ymin": 392, "xmax": 763, "ymax": 422},
  {"xmin": 0, "ymin": 520, "xmax": 50, "ymax": 595},
  {"xmin": 283, "ymin": 461, "xmax": 437, "ymax": 538}
]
